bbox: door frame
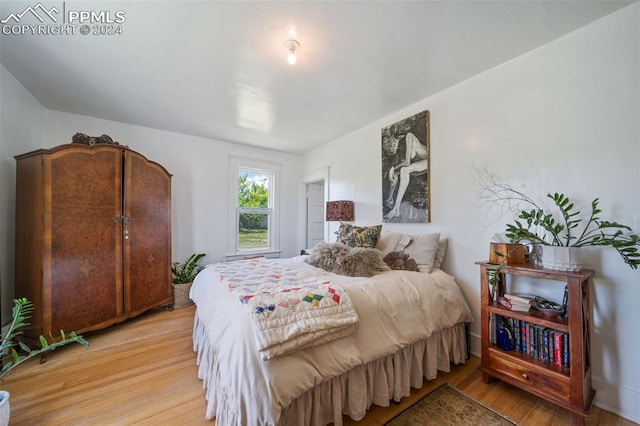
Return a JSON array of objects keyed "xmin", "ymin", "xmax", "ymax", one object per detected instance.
[
  {"xmin": 301, "ymin": 167, "xmax": 330, "ymax": 247},
  {"xmin": 305, "ymin": 180, "xmax": 325, "ymax": 249}
]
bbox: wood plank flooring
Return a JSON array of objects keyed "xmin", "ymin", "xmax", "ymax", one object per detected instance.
[{"xmin": 1, "ymin": 306, "xmax": 633, "ymax": 425}]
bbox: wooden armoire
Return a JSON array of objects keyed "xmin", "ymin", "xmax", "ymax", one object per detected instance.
[{"xmin": 14, "ymin": 143, "xmax": 172, "ymax": 341}]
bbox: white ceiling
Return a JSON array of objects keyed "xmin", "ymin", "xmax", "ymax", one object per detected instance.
[{"xmin": 0, "ymin": 1, "xmax": 634, "ymax": 154}]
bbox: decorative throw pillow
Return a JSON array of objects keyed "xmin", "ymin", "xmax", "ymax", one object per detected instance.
[
  {"xmin": 382, "ymin": 251, "xmax": 418, "ymax": 271},
  {"xmin": 336, "ymin": 223, "xmax": 382, "ymax": 248},
  {"xmin": 334, "ymin": 223, "xmax": 352, "ymax": 242},
  {"xmin": 305, "ymin": 242, "xmax": 386, "ymax": 277},
  {"xmin": 305, "ymin": 242, "xmax": 351, "ymax": 272},
  {"xmin": 375, "ymin": 231, "xmax": 412, "ymax": 255},
  {"xmin": 336, "ymin": 247, "xmax": 386, "ymax": 277},
  {"xmin": 432, "ymin": 238, "xmax": 448, "ymax": 270},
  {"xmin": 403, "ymin": 232, "xmax": 440, "ymax": 273}
]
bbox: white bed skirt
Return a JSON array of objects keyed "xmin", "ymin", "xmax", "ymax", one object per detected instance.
[{"xmin": 193, "ymin": 317, "xmax": 468, "ymax": 426}]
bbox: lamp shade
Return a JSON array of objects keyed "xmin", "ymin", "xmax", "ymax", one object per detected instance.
[{"xmin": 326, "ymin": 200, "xmax": 354, "ymax": 221}]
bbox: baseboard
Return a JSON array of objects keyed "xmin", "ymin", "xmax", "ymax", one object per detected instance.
[
  {"xmin": 469, "ymin": 331, "xmax": 481, "ymax": 358},
  {"xmin": 592, "ymin": 376, "xmax": 640, "ymax": 424}
]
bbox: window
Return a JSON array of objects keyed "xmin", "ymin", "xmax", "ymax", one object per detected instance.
[
  {"xmin": 237, "ymin": 169, "xmax": 270, "ymax": 249},
  {"xmin": 228, "ymin": 158, "xmax": 280, "ymax": 257}
]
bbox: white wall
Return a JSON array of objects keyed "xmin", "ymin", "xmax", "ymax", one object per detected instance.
[
  {"xmin": 301, "ymin": 3, "xmax": 640, "ymax": 422},
  {"xmin": 0, "ymin": 97, "xmax": 302, "ymax": 326},
  {"xmin": 0, "ymin": 64, "xmax": 46, "ymax": 326}
]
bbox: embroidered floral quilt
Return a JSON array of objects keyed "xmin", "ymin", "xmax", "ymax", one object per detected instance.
[{"xmin": 210, "ymin": 257, "xmax": 359, "ymax": 359}]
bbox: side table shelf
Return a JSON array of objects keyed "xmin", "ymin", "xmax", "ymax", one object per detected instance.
[{"xmin": 476, "ymin": 261, "xmax": 595, "ymax": 426}]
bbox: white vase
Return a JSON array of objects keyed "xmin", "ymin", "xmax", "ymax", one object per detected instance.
[
  {"xmin": 541, "ymin": 246, "xmax": 582, "ymax": 272},
  {"xmin": 0, "ymin": 390, "xmax": 9, "ymax": 426}
]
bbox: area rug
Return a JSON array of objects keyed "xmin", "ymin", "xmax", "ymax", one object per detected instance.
[{"xmin": 385, "ymin": 383, "xmax": 517, "ymax": 425}]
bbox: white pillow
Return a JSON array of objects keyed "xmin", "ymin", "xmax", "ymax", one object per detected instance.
[
  {"xmin": 376, "ymin": 231, "xmax": 412, "ymax": 255},
  {"xmin": 432, "ymin": 238, "xmax": 448, "ymax": 270},
  {"xmin": 403, "ymin": 233, "xmax": 440, "ymax": 273}
]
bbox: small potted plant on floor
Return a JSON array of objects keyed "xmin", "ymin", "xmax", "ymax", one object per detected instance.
[
  {"xmin": 1, "ymin": 298, "xmax": 90, "ymax": 426},
  {"xmin": 171, "ymin": 253, "xmax": 206, "ymax": 309}
]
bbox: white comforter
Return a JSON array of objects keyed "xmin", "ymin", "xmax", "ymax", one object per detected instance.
[{"xmin": 190, "ymin": 256, "xmax": 472, "ymax": 425}]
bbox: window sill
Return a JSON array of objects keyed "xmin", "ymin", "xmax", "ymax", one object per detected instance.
[{"xmin": 225, "ymin": 250, "xmax": 282, "ymax": 261}]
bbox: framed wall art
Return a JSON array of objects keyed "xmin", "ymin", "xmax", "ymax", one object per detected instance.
[{"xmin": 381, "ymin": 110, "xmax": 430, "ymax": 223}]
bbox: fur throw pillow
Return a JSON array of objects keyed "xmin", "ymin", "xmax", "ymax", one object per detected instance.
[
  {"xmin": 305, "ymin": 242, "xmax": 385, "ymax": 277},
  {"xmin": 383, "ymin": 251, "xmax": 418, "ymax": 271}
]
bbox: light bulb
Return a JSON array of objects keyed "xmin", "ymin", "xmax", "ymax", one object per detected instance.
[
  {"xmin": 287, "ymin": 49, "xmax": 296, "ymax": 65},
  {"xmin": 284, "ymin": 39, "xmax": 299, "ymax": 65}
]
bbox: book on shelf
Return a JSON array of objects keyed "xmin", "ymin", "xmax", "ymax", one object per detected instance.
[
  {"xmin": 542, "ymin": 328, "xmax": 550, "ymax": 362},
  {"xmin": 528, "ymin": 323, "xmax": 536, "ymax": 357},
  {"xmin": 496, "ymin": 296, "xmax": 531, "ymax": 312},
  {"xmin": 554, "ymin": 332, "xmax": 563, "ymax": 366},
  {"xmin": 513, "ymin": 318, "xmax": 521, "ymax": 352},
  {"xmin": 520, "ymin": 320, "xmax": 527, "ymax": 352},
  {"xmin": 504, "ymin": 293, "xmax": 534, "ymax": 305},
  {"xmin": 562, "ymin": 332, "xmax": 570, "ymax": 368},
  {"xmin": 490, "ymin": 313, "xmax": 496, "ymax": 345}
]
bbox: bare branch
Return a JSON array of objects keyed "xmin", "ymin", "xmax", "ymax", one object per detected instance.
[{"xmin": 472, "ymin": 166, "xmax": 542, "ymax": 225}]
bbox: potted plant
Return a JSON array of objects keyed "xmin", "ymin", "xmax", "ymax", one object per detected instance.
[
  {"xmin": 505, "ymin": 192, "xmax": 640, "ymax": 270},
  {"xmin": 171, "ymin": 253, "xmax": 206, "ymax": 309},
  {"xmin": 477, "ymin": 169, "xmax": 640, "ymax": 271},
  {"xmin": 1, "ymin": 298, "xmax": 89, "ymax": 426}
]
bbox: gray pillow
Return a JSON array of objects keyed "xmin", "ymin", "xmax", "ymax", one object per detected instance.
[
  {"xmin": 432, "ymin": 238, "xmax": 448, "ymax": 270},
  {"xmin": 375, "ymin": 231, "xmax": 412, "ymax": 255},
  {"xmin": 404, "ymin": 232, "xmax": 440, "ymax": 273}
]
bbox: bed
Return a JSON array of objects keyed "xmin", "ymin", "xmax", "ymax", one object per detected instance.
[{"xmin": 190, "ymin": 232, "xmax": 472, "ymax": 426}]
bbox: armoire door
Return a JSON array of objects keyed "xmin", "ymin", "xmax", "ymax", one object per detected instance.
[
  {"xmin": 47, "ymin": 146, "xmax": 124, "ymax": 333},
  {"xmin": 123, "ymin": 150, "xmax": 172, "ymax": 315}
]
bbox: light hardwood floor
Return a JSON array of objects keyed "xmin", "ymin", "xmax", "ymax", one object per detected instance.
[{"xmin": 1, "ymin": 306, "xmax": 634, "ymax": 425}]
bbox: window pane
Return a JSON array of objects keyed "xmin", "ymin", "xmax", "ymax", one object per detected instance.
[
  {"xmin": 236, "ymin": 167, "xmax": 272, "ymax": 252},
  {"xmin": 238, "ymin": 212, "xmax": 269, "ymax": 249},
  {"xmin": 238, "ymin": 171, "xmax": 269, "ymax": 208}
]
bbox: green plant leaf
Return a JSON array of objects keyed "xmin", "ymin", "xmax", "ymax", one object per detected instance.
[
  {"xmin": 1, "ymin": 298, "xmax": 91, "ymax": 381},
  {"xmin": 172, "ymin": 253, "xmax": 206, "ymax": 284},
  {"xmin": 1, "ymin": 362, "xmax": 13, "ymax": 374},
  {"xmin": 18, "ymin": 341, "xmax": 33, "ymax": 354}
]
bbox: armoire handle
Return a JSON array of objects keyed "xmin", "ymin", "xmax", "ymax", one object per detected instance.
[
  {"xmin": 123, "ymin": 216, "xmax": 132, "ymax": 239},
  {"xmin": 113, "ymin": 215, "xmax": 133, "ymax": 239}
]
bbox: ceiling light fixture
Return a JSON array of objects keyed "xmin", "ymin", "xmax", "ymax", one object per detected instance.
[{"xmin": 284, "ymin": 39, "xmax": 300, "ymax": 65}]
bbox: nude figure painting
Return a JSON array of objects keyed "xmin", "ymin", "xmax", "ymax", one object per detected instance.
[{"xmin": 381, "ymin": 110, "xmax": 430, "ymax": 223}]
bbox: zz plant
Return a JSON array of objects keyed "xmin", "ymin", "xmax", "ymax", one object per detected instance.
[
  {"xmin": 475, "ymin": 168, "xmax": 640, "ymax": 270},
  {"xmin": 505, "ymin": 193, "xmax": 640, "ymax": 269},
  {"xmin": 1, "ymin": 298, "xmax": 89, "ymax": 380}
]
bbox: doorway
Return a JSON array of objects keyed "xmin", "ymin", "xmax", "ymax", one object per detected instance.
[{"xmin": 305, "ymin": 180, "xmax": 325, "ymax": 250}]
